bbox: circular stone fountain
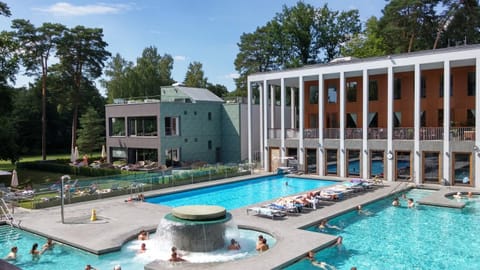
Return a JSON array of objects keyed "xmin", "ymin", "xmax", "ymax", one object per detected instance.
[{"xmin": 162, "ymin": 205, "xmax": 232, "ymax": 252}]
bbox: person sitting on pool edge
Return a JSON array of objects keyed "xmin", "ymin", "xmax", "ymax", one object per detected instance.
[
  {"xmin": 138, "ymin": 230, "xmax": 148, "ymax": 240},
  {"xmin": 228, "ymin": 238, "xmax": 241, "ymax": 250},
  {"xmin": 169, "ymin": 247, "xmax": 187, "ymax": 262}
]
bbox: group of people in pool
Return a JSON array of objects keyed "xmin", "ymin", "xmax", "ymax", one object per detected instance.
[
  {"xmin": 392, "ymin": 194, "xmax": 415, "ymax": 208},
  {"xmin": 4, "ymin": 238, "xmax": 55, "ymax": 262}
]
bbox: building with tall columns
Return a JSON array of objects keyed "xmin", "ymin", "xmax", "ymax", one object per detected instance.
[{"xmin": 247, "ymin": 44, "xmax": 480, "ymax": 187}]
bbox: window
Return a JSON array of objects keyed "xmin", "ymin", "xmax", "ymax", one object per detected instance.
[
  {"xmin": 347, "ymin": 81, "xmax": 357, "ymax": 102},
  {"xmin": 394, "ymin": 78, "xmax": 401, "ymax": 99},
  {"xmin": 346, "ymin": 113, "xmax": 357, "ymax": 128},
  {"xmin": 109, "ymin": 117, "xmax": 125, "ymax": 136},
  {"xmin": 368, "ymin": 112, "xmax": 378, "ymax": 128},
  {"xmin": 309, "ymin": 85, "xmax": 318, "ymax": 104},
  {"xmin": 421, "ymin": 76, "xmax": 426, "ymax": 98},
  {"xmin": 467, "ymin": 109, "xmax": 475, "ymax": 126},
  {"xmin": 127, "ymin": 116, "xmax": 157, "ymax": 136},
  {"xmin": 468, "ymin": 72, "xmax": 475, "ymax": 96},
  {"xmin": 110, "ymin": 147, "xmax": 127, "ymax": 162},
  {"xmin": 439, "ymin": 75, "xmax": 443, "ymax": 97},
  {"xmin": 165, "ymin": 148, "xmax": 180, "ymax": 167},
  {"xmin": 208, "ymin": 112, "xmax": 212, "ymax": 120},
  {"xmin": 421, "ymin": 111, "xmax": 426, "ymax": 127},
  {"xmin": 369, "ymin": 80, "xmax": 378, "ymax": 101},
  {"xmin": 438, "ymin": 109, "xmax": 443, "ymax": 127},
  {"xmin": 208, "ymin": 140, "xmax": 212, "ymax": 150},
  {"xmin": 165, "ymin": 116, "xmax": 180, "ymax": 136},
  {"xmin": 327, "ymin": 86, "xmax": 337, "ymax": 103},
  {"xmin": 393, "ymin": 112, "xmax": 402, "ymax": 127},
  {"xmin": 326, "ymin": 113, "xmax": 338, "ymax": 128}
]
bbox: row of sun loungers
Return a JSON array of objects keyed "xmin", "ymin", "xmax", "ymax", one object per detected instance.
[{"xmin": 246, "ymin": 178, "xmax": 379, "ymax": 219}]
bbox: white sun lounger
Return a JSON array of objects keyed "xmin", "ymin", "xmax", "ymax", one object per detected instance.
[{"xmin": 246, "ymin": 207, "xmax": 286, "ymax": 219}]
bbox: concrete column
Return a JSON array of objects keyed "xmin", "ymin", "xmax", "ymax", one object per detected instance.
[
  {"xmin": 247, "ymin": 80, "xmax": 252, "ymax": 164},
  {"xmin": 281, "ymin": 78, "xmax": 286, "ymax": 161},
  {"xmin": 291, "ymin": 87, "xmax": 296, "ymax": 129},
  {"xmin": 443, "ymin": 61, "xmax": 451, "ymax": 185},
  {"xmin": 476, "ymin": 58, "xmax": 480, "ymax": 187},
  {"xmin": 318, "ymin": 75, "xmax": 325, "ymax": 176},
  {"xmin": 414, "ymin": 64, "xmax": 421, "ymax": 185},
  {"xmin": 339, "ymin": 72, "xmax": 346, "ymax": 177},
  {"xmin": 263, "ymin": 80, "xmax": 269, "ymax": 172},
  {"xmin": 299, "ymin": 78, "xmax": 305, "ymax": 170},
  {"xmin": 270, "ymin": 85, "xmax": 275, "ymax": 129},
  {"xmin": 362, "ymin": 69, "xmax": 369, "ymax": 179},
  {"xmin": 387, "ymin": 67, "xmax": 394, "ymax": 182},
  {"xmin": 259, "ymin": 83, "xmax": 263, "ymax": 168}
]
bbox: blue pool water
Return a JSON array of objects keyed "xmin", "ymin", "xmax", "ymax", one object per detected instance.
[
  {"xmin": 0, "ymin": 227, "xmax": 275, "ymax": 270},
  {"xmin": 283, "ymin": 189, "xmax": 480, "ymax": 270},
  {"xmin": 146, "ymin": 175, "xmax": 335, "ymax": 210}
]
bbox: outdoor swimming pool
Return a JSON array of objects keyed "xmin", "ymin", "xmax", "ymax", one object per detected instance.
[
  {"xmin": 0, "ymin": 226, "xmax": 275, "ymax": 270},
  {"xmin": 283, "ymin": 189, "xmax": 480, "ymax": 270},
  {"xmin": 146, "ymin": 175, "xmax": 335, "ymax": 210}
]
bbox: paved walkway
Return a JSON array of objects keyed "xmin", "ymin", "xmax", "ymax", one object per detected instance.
[{"xmin": 4, "ymin": 175, "xmax": 478, "ymax": 270}]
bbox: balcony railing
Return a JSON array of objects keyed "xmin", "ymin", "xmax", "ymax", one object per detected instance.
[
  {"xmin": 368, "ymin": 128, "xmax": 387, "ymax": 139},
  {"xmin": 324, "ymin": 128, "xmax": 339, "ymax": 139},
  {"xmin": 450, "ymin": 127, "xmax": 475, "ymax": 141},
  {"xmin": 420, "ymin": 127, "xmax": 444, "ymax": 140},
  {"xmin": 393, "ymin": 127, "xmax": 414, "ymax": 140},
  {"xmin": 304, "ymin": 128, "xmax": 318, "ymax": 138},
  {"xmin": 267, "ymin": 127, "xmax": 475, "ymax": 141},
  {"xmin": 345, "ymin": 128, "xmax": 363, "ymax": 139}
]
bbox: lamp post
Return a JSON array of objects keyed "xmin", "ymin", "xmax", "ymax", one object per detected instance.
[{"xmin": 60, "ymin": 175, "xmax": 71, "ymax": 224}]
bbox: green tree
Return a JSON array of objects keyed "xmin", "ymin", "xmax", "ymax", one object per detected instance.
[
  {"xmin": 438, "ymin": 0, "xmax": 480, "ymax": 48},
  {"xmin": 184, "ymin": 61, "xmax": 208, "ymax": 88},
  {"xmin": 341, "ymin": 17, "xmax": 387, "ymax": 58},
  {"xmin": 11, "ymin": 19, "xmax": 66, "ymax": 160},
  {"xmin": 206, "ymin": 83, "xmax": 228, "ymax": 98},
  {"xmin": 134, "ymin": 46, "xmax": 174, "ymax": 97},
  {"xmin": 76, "ymin": 107, "xmax": 105, "ymax": 155},
  {"xmin": 377, "ymin": 0, "xmax": 439, "ymax": 53},
  {"xmin": 0, "ymin": 1, "xmax": 11, "ymax": 17},
  {"xmin": 103, "ymin": 53, "xmax": 133, "ymax": 103},
  {"xmin": 56, "ymin": 26, "xmax": 110, "ymax": 152},
  {"xmin": 0, "ymin": 31, "xmax": 18, "ymax": 87}
]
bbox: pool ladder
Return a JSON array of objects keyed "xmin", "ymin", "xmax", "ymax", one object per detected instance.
[{"xmin": 0, "ymin": 198, "xmax": 18, "ymax": 227}]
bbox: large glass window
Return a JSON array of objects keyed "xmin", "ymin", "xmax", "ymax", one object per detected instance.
[
  {"xmin": 347, "ymin": 149, "xmax": 360, "ymax": 177},
  {"xmin": 109, "ymin": 117, "xmax": 125, "ymax": 136},
  {"xmin": 165, "ymin": 116, "xmax": 180, "ymax": 136},
  {"xmin": 394, "ymin": 78, "xmax": 402, "ymax": 99},
  {"xmin": 369, "ymin": 80, "xmax": 378, "ymax": 101},
  {"xmin": 423, "ymin": 152, "xmax": 439, "ymax": 183},
  {"xmin": 347, "ymin": 81, "xmax": 357, "ymax": 102},
  {"xmin": 453, "ymin": 153, "xmax": 471, "ymax": 185},
  {"xmin": 421, "ymin": 76, "xmax": 426, "ymax": 98},
  {"xmin": 468, "ymin": 72, "xmax": 475, "ymax": 96},
  {"xmin": 128, "ymin": 116, "xmax": 157, "ymax": 136},
  {"xmin": 165, "ymin": 148, "xmax": 180, "ymax": 167},
  {"xmin": 370, "ymin": 150, "xmax": 384, "ymax": 178},
  {"xmin": 396, "ymin": 151, "xmax": 411, "ymax": 180},
  {"xmin": 309, "ymin": 85, "xmax": 318, "ymax": 104},
  {"xmin": 110, "ymin": 147, "xmax": 127, "ymax": 163},
  {"xmin": 326, "ymin": 149, "xmax": 338, "ymax": 175},
  {"xmin": 327, "ymin": 86, "xmax": 337, "ymax": 103}
]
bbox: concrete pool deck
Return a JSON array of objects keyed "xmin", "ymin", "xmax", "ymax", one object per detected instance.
[{"xmin": 4, "ymin": 174, "xmax": 479, "ymax": 270}]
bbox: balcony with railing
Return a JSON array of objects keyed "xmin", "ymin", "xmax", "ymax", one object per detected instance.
[
  {"xmin": 267, "ymin": 127, "xmax": 474, "ymax": 141},
  {"xmin": 368, "ymin": 128, "xmax": 387, "ymax": 139},
  {"xmin": 324, "ymin": 128, "xmax": 339, "ymax": 139},
  {"xmin": 345, "ymin": 128, "xmax": 363, "ymax": 139},
  {"xmin": 420, "ymin": 127, "xmax": 443, "ymax": 140}
]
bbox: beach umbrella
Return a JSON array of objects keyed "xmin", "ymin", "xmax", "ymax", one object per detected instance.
[
  {"xmin": 10, "ymin": 169, "xmax": 18, "ymax": 188},
  {"xmin": 101, "ymin": 145, "xmax": 106, "ymax": 159},
  {"xmin": 74, "ymin": 146, "xmax": 79, "ymax": 161}
]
